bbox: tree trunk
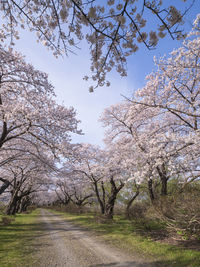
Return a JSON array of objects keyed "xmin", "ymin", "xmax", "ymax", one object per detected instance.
[
  {"xmin": 101, "ymin": 181, "xmax": 106, "ymax": 210},
  {"xmin": 104, "ymin": 203, "xmax": 114, "ymax": 219},
  {"xmin": 19, "ymin": 196, "xmax": 30, "ymax": 213},
  {"xmin": 148, "ymin": 178, "xmax": 155, "ymax": 202},
  {"xmin": 104, "ymin": 177, "xmax": 124, "ymax": 219},
  {"xmin": 161, "ymin": 178, "xmax": 167, "ymax": 195},
  {"xmin": 126, "ymin": 190, "xmax": 140, "ymax": 219},
  {"xmin": 157, "ymin": 164, "xmax": 168, "ymax": 196},
  {"xmin": 15, "ymin": 197, "xmax": 22, "ymax": 213},
  {"xmin": 6, "ymin": 193, "xmax": 19, "ymax": 215},
  {"xmin": 0, "ymin": 180, "xmax": 10, "ymax": 195},
  {"xmin": 93, "ymin": 181, "xmax": 105, "ymax": 214},
  {"xmin": 55, "ymin": 189, "xmax": 71, "ymax": 206}
]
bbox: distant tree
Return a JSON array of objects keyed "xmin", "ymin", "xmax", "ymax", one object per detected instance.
[
  {"xmin": 66, "ymin": 144, "xmax": 107, "ymax": 214},
  {"xmin": 56, "ymin": 177, "xmax": 93, "ymax": 208},
  {"xmin": 55, "ymin": 180, "xmax": 72, "ymax": 206},
  {"xmin": 3, "ymin": 156, "xmax": 51, "ymax": 215},
  {"xmin": 67, "ymin": 143, "xmax": 126, "ymax": 219},
  {"xmin": 0, "ymin": 0, "xmax": 196, "ymax": 90}
]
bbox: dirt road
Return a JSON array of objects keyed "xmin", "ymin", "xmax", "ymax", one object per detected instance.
[{"xmin": 33, "ymin": 210, "xmax": 154, "ymax": 267}]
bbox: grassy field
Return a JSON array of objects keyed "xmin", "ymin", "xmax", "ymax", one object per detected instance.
[
  {"xmin": 49, "ymin": 209, "xmax": 200, "ymax": 267},
  {"xmin": 0, "ymin": 210, "xmax": 40, "ymax": 267}
]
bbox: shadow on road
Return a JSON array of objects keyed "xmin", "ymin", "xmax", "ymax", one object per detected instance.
[
  {"xmin": 89, "ymin": 262, "xmax": 152, "ymax": 266},
  {"xmin": 89, "ymin": 257, "xmax": 197, "ymax": 267}
]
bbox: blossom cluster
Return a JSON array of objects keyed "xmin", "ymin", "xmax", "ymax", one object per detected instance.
[{"xmin": 0, "ymin": 0, "xmax": 193, "ymax": 90}]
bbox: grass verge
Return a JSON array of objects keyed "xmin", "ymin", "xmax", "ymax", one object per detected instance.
[
  {"xmin": 49, "ymin": 209, "xmax": 200, "ymax": 267},
  {"xmin": 0, "ymin": 210, "xmax": 40, "ymax": 267}
]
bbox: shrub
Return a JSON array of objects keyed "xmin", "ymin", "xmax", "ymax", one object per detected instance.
[
  {"xmin": 1, "ymin": 216, "xmax": 15, "ymax": 226},
  {"xmin": 127, "ymin": 201, "xmax": 149, "ymax": 220},
  {"xmin": 0, "ymin": 202, "xmax": 6, "ymax": 215},
  {"xmin": 147, "ymin": 190, "xmax": 200, "ymax": 239}
]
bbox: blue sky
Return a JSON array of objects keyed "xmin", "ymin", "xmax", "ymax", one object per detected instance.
[{"xmin": 12, "ymin": 1, "xmax": 199, "ymax": 147}]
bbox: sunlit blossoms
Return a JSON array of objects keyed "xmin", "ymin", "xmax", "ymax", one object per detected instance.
[
  {"xmin": 0, "ymin": 45, "xmax": 82, "ymax": 205},
  {"xmin": 99, "ymin": 17, "xmax": 200, "ymax": 202},
  {"xmin": 0, "ymin": 0, "xmax": 195, "ymax": 90},
  {"xmin": 0, "ymin": 7, "xmax": 200, "ymax": 233}
]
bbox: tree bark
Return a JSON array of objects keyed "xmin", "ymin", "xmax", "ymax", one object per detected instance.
[
  {"xmin": 0, "ymin": 178, "xmax": 10, "ymax": 195},
  {"xmin": 157, "ymin": 164, "xmax": 168, "ymax": 196},
  {"xmin": 93, "ymin": 181, "xmax": 105, "ymax": 214},
  {"xmin": 19, "ymin": 196, "xmax": 31, "ymax": 213},
  {"xmin": 6, "ymin": 193, "xmax": 19, "ymax": 215},
  {"xmin": 148, "ymin": 178, "xmax": 155, "ymax": 202},
  {"xmin": 104, "ymin": 177, "xmax": 124, "ymax": 219},
  {"xmin": 126, "ymin": 190, "xmax": 140, "ymax": 219}
]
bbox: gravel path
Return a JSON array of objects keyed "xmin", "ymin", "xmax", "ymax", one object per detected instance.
[{"xmin": 33, "ymin": 210, "xmax": 154, "ymax": 267}]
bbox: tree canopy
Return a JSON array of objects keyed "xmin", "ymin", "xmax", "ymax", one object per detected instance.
[{"xmin": 0, "ymin": 0, "xmax": 196, "ymax": 90}]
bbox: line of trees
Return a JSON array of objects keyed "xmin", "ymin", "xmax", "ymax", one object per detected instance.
[
  {"xmin": 0, "ymin": 45, "xmax": 81, "ymax": 214},
  {"xmin": 0, "ymin": 9, "xmax": 200, "ymax": 238},
  {"xmin": 51, "ymin": 17, "xmax": 200, "ymax": 233}
]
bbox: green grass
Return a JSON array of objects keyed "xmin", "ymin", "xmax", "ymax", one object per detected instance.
[
  {"xmin": 49, "ymin": 209, "xmax": 200, "ymax": 267},
  {"xmin": 0, "ymin": 210, "xmax": 40, "ymax": 267},
  {"xmin": 1, "ymin": 208, "xmax": 199, "ymax": 266}
]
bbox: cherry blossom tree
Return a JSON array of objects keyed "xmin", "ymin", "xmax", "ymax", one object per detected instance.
[
  {"xmin": 0, "ymin": 45, "xmax": 81, "ymax": 150},
  {"xmin": 64, "ymin": 144, "xmax": 106, "ymax": 214},
  {"xmin": 55, "ymin": 180, "xmax": 72, "ymax": 206},
  {"xmin": 1, "ymin": 154, "xmax": 52, "ymax": 215},
  {"xmin": 55, "ymin": 175, "xmax": 93, "ymax": 208},
  {"xmin": 0, "ymin": 45, "xmax": 82, "ymax": 195},
  {"xmin": 66, "ymin": 143, "xmax": 126, "ymax": 218},
  {"xmin": 33, "ymin": 190, "xmax": 58, "ymax": 207},
  {"xmin": 123, "ymin": 180, "xmax": 140, "ymax": 219},
  {"xmin": 100, "ymin": 100, "xmax": 188, "ymax": 202},
  {"xmin": 0, "ymin": 0, "xmax": 196, "ymax": 90},
  {"xmin": 0, "ymin": 137, "xmax": 55, "ymax": 195},
  {"xmin": 130, "ymin": 15, "xmax": 200, "ymax": 190},
  {"xmin": 100, "ymin": 102, "xmax": 153, "ymax": 198},
  {"xmin": 104, "ymin": 16, "xmax": 200, "ymax": 204}
]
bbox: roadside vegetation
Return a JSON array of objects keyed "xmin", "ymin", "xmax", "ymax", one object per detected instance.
[
  {"xmin": 49, "ymin": 207, "xmax": 200, "ymax": 267},
  {"xmin": 0, "ymin": 209, "xmax": 40, "ymax": 267}
]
